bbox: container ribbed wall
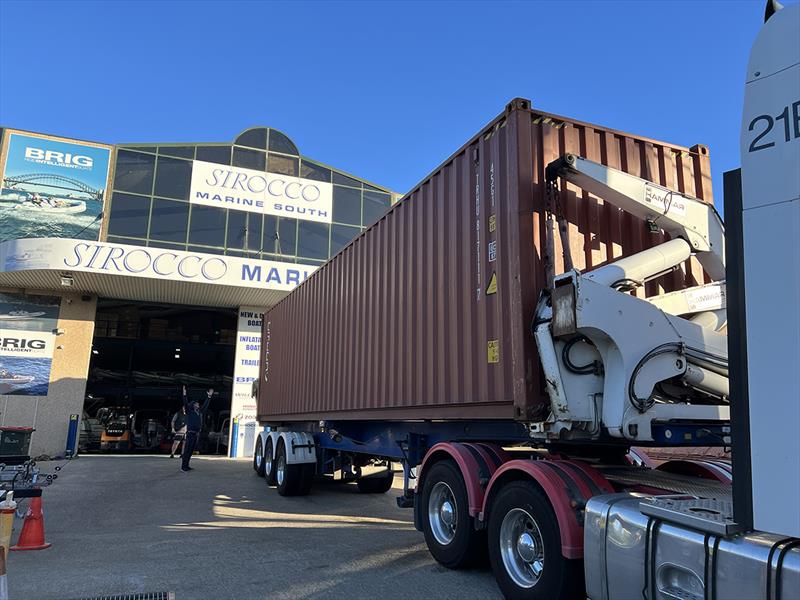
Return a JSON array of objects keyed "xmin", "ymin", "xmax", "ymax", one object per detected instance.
[{"xmin": 259, "ymin": 99, "xmax": 713, "ymax": 422}]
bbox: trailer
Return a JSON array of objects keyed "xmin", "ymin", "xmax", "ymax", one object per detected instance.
[{"xmin": 251, "ymin": 4, "xmax": 799, "ymax": 598}]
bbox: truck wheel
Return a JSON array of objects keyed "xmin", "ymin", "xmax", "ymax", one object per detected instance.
[
  {"xmin": 356, "ymin": 466, "xmax": 394, "ymax": 494},
  {"xmin": 264, "ymin": 437, "xmax": 276, "ymax": 486},
  {"xmin": 488, "ymin": 481, "xmax": 583, "ymax": 600},
  {"xmin": 253, "ymin": 437, "xmax": 265, "ymax": 477},
  {"xmin": 420, "ymin": 460, "xmax": 486, "ymax": 569},
  {"xmin": 275, "ymin": 439, "xmax": 313, "ymax": 497}
]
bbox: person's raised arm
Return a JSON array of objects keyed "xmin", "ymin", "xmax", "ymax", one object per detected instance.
[{"xmin": 202, "ymin": 389, "xmax": 213, "ymax": 412}]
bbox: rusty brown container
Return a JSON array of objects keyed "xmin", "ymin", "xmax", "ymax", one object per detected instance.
[{"xmin": 258, "ymin": 98, "xmax": 713, "ymax": 423}]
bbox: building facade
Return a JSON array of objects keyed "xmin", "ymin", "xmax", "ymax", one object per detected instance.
[{"xmin": 0, "ymin": 125, "xmax": 396, "ymax": 458}]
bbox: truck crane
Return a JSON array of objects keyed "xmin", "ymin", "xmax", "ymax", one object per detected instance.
[{"xmin": 251, "ymin": 2, "xmax": 799, "ymax": 597}]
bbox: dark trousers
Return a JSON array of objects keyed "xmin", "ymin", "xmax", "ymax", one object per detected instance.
[{"xmin": 181, "ymin": 431, "xmax": 198, "ymax": 469}]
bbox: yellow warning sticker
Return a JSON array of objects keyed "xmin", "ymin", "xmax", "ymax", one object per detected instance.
[
  {"xmin": 488, "ymin": 214, "xmax": 497, "ymax": 233},
  {"xmin": 486, "ymin": 271, "xmax": 498, "ymax": 295},
  {"xmin": 487, "ymin": 340, "xmax": 500, "ymax": 363}
]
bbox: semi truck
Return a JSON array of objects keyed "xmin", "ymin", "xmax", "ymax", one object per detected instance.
[{"xmin": 251, "ymin": 4, "xmax": 799, "ymax": 598}]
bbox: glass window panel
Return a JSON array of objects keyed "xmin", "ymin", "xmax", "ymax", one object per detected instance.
[
  {"xmin": 188, "ymin": 204, "xmax": 226, "ymax": 247},
  {"xmin": 267, "ymin": 153, "xmax": 299, "ymax": 177},
  {"xmin": 158, "ymin": 146, "xmax": 195, "ymax": 159},
  {"xmin": 262, "ymin": 215, "xmax": 278, "ymax": 254},
  {"xmin": 187, "ymin": 245, "xmax": 225, "ymax": 256},
  {"xmin": 195, "ymin": 145, "xmax": 231, "ymax": 165},
  {"xmin": 107, "ymin": 192, "xmax": 151, "ymax": 238},
  {"xmin": 300, "ymin": 159, "xmax": 332, "ymax": 183},
  {"xmin": 247, "ymin": 213, "xmax": 263, "ymax": 252},
  {"xmin": 362, "ymin": 190, "xmax": 391, "ymax": 226},
  {"xmin": 364, "ymin": 183, "xmax": 386, "ymax": 192},
  {"xmin": 154, "ymin": 156, "xmax": 192, "ymax": 200},
  {"xmin": 225, "ymin": 249, "xmax": 248, "ymax": 257},
  {"xmin": 149, "ymin": 199, "xmax": 189, "ymax": 243},
  {"xmin": 332, "ymin": 172, "xmax": 362, "ymax": 188},
  {"xmin": 276, "ymin": 218, "xmax": 297, "ymax": 256},
  {"xmin": 333, "ymin": 185, "xmax": 361, "ymax": 225},
  {"xmin": 268, "ymin": 130, "xmax": 298, "ymax": 155},
  {"xmin": 120, "ymin": 146, "xmax": 157, "ymax": 153},
  {"xmin": 235, "ymin": 128, "xmax": 267, "ymax": 149},
  {"xmin": 114, "ymin": 150, "xmax": 155, "ymax": 195},
  {"xmin": 297, "ymin": 221, "xmax": 330, "ymax": 261},
  {"xmin": 147, "ymin": 240, "xmax": 186, "ymax": 250},
  {"xmin": 233, "ymin": 147, "xmax": 266, "ymax": 171},
  {"xmin": 330, "ymin": 224, "xmax": 360, "ymax": 256},
  {"xmin": 226, "ymin": 210, "xmax": 247, "ymax": 249},
  {"xmin": 107, "ymin": 235, "xmax": 144, "ymax": 246},
  {"xmin": 275, "ymin": 254, "xmax": 295, "ymax": 263}
]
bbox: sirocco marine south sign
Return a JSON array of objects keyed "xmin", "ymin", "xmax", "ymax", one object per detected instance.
[{"xmin": 190, "ymin": 160, "xmax": 333, "ymax": 223}]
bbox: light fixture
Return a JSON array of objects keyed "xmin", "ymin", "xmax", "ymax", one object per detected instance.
[
  {"xmin": 174, "ymin": 354, "xmax": 180, "ymax": 359},
  {"xmin": 92, "ymin": 349, "xmax": 99, "ymax": 355},
  {"xmin": 60, "ymin": 274, "xmax": 74, "ymax": 287}
]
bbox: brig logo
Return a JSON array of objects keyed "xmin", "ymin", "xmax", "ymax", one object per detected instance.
[{"xmin": 24, "ymin": 147, "xmax": 94, "ymax": 169}]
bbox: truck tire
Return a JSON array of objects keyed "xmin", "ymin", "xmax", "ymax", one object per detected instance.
[
  {"xmin": 264, "ymin": 437, "xmax": 276, "ymax": 486},
  {"xmin": 253, "ymin": 437, "xmax": 265, "ymax": 477},
  {"xmin": 487, "ymin": 481, "xmax": 583, "ymax": 600},
  {"xmin": 275, "ymin": 438, "xmax": 313, "ymax": 497},
  {"xmin": 420, "ymin": 460, "xmax": 486, "ymax": 569},
  {"xmin": 356, "ymin": 466, "xmax": 394, "ymax": 494}
]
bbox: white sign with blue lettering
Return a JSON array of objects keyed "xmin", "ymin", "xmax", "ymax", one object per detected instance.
[
  {"xmin": 190, "ymin": 160, "xmax": 333, "ymax": 223},
  {"xmin": 230, "ymin": 305, "xmax": 263, "ymax": 458},
  {"xmin": 0, "ymin": 238, "xmax": 318, "ymax": 291}
]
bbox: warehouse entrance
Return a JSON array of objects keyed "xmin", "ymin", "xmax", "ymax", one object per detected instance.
[{"xmin": 81, "ymin": 300, "xmax": 237, "ymax": 455}]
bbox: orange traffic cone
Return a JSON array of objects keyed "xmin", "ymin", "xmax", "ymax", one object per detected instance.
[{"xmin": 10, "ymin": 497, "xmax": 51, "ymax": 551}]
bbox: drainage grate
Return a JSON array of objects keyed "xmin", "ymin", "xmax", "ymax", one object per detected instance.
[{"xmin": 75, "ymin": 593, "xmax": 175, "ymax": 600}]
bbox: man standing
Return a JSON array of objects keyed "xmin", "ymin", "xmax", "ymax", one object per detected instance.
[{"xmin": 180, "ymin": 386, "xmax": 213, "ymax": 473}]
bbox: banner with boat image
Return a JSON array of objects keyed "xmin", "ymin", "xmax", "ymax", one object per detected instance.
[
  {"xmin": 0, "ymin": 292, "xmax": 60, "ymax": 396},
  {"xmin": 0, "ymin": 132, "xmax": 112, "ymax": 242}
]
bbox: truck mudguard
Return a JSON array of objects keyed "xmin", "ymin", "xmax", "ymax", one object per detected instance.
[
  {"xmin": 263, "ymin": 431, "xmax": 316, "ymax": 465},
  {"xmin": 480, "ymin": 459, "xmax": 615, "ymax": 559},
  {"xmin": 415, "ymin": 442, "xmax": 511, "ymax": 529}
]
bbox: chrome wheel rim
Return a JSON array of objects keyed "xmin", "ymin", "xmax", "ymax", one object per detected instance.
[
  {"xmin": 276, "ymin": 453, "xmax": 285, "ymax": 486},
  {"xmin": 255, "ymin": 444, "xmax": 263, "ymax": 469},
  {"xmin": 499, "ymin": 508, "xmax": 545, "ymax": 588},
  {"xmin": 428, "ymin": 481, "xmax": 457, "ymax": 545},
  {"xmin": 265, "ymin": 446, "xmax": 273, "ymax": 477}
]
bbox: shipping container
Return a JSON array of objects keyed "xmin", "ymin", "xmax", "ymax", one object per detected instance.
[{"xmin": 258, "ymin": 98, "xmax": 713, "ymax": 423}]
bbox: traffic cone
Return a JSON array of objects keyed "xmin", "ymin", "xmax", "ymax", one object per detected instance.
[{"xmin": 10, "ymin": 497, "xmax": 51, "ymax": 551}]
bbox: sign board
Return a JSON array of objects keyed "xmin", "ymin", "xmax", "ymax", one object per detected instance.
[
  {"xmin": 0, "ymin": 238, "xmax": 318, "ymax": 291},
  {"xmin": 190, "ymin": 160, "xmax": 333, "ymax": 223},
  {"xmin": 0, "ymin": 132, "xmax": 112, "ymax": 242},
  {"xmin": 0, "ymin": 292, "xmax": 60, "ymax": 396},
  {"xmin": 229, "ymin": 306, "xmax": 264, "ymax": 457}
]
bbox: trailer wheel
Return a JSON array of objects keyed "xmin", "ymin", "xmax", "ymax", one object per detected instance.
[
  {"xmin": 356, "ymin": 465, "xmax": 394, "ymax": 494},
  {"xmin": 264, "ymin": 437, "xmax": 276, "ymax": 486},
  {"xmin": 275, "ymin": 438, "xmax": 313, "ymax": 497},
  {"xmin": 420, "ymin": 460, "xmax": 486, "ymax": 569},
  {"xmin": 253, "ymin": 437, "xmax": 265, "ymax": 477},
  {"xmin": 488, "ymin": 481, "xmax": 583, "ymax": 600}
]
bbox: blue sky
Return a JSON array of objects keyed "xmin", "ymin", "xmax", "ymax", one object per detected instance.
[{"xmin": 0, "ymin": 1, "xmax": 769, "ymax": 202}]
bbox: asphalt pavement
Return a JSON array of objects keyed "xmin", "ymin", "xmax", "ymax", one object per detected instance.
[{"xmin": 9, "ymin": 456, "xmax": 501, "ymax": 600}]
